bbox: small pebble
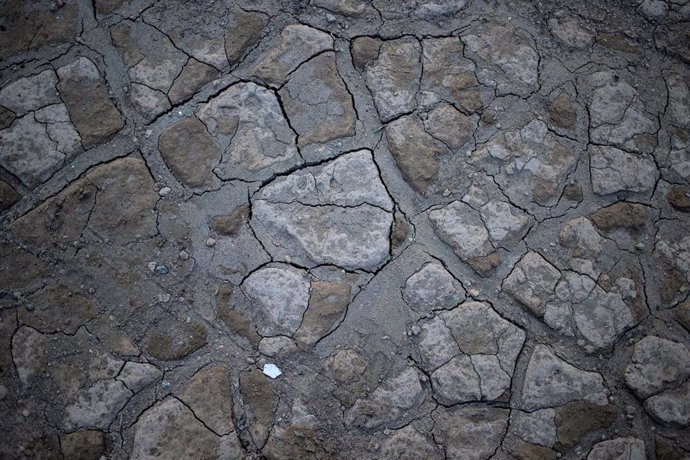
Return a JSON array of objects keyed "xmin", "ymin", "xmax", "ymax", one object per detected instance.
[
  {"xmin": 179, "ymin": 250, "xmax": 190, "ymax": 260},
  {"xmin": 206, "ymin": 237, "xmax": 216, "ymax": 247},
  {"xmin": 161, "ymin": 381, "xmax": 171, "ymax": 390},
  {"xmin": 154, "ymin": 265, "xmax": 169, "ymax": 275},
  {"xmin": 147, "ymin": 261, "xmax": 157, "ymax": 272},
  {"xmin": 158, "ymin": 186, "xmax": 171, "ymax": 197}
]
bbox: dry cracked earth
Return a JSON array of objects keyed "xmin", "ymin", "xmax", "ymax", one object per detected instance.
[{"xmin": 0, "ymin": 0, "xmax": 690, "ymax": 459}]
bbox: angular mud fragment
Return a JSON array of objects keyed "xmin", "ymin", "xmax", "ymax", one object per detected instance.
[
  {"xmin": 0, "ymin": 0, "xmax": 79, "ymax": 60},
  {"xmin": 0, "ymin": 180, "xmax": 20, "ymax": 211},
  {"xmin": 196, "ymin": 82, "xmax": 300, "ymax": 181},
  {"xmin": 645, "ymin": 381, "xmax": 690, "ymax": 426},
  {"xmin": 587, "ymin": 437, "xmax": 646, "ymax": 459},
  {"xmin": 178, "ymin": 366, "xmax": 234, "ymax": 435},
  {"xmin": 10, "ymin": 156, "xmax": 158, "ymax": 247},
  {"xmin": 242, "ymin": 265, "xmax": 310, "ymax": 337},
  {"xmin": 251, "ymin": 150, "xmax": 393, "ymax": 270},
  {"xmin": 429, "ymin": 201, "xmax": 500, "ymax": 274},
  {"xmin": 225, "ymin": 10, "xmax": 267, "ymax": 67},
  {"xmin": 554, "ymin": 401, "xmax": 618, "ymax": 449},
  {"xmin": 386, "ymin": 114, "xmax": 449, "ymax": 194},
  {"xmin": 250, "ymin": 24, "xmax": 333, "ymax": 87},
  {"xmin": 521, "ymin": 345, "xmax": 608, "ymax": 411},
  {"xmin": 131, "ymin": 398, "xmax": 220, "ymax": 458},
  {"xmin": 117, "ymin": 362, "xmax": 161, "ymax": 392},
  {"xmin": 417, "ymin": 301, "xmax": 525, "ymax": 404},
  {"xmin": 351, "ymin": 37, "xmax": 383, "ymax": 71},
  {"xmin": 590, "ymin": 145, "xmax": 658, "ymax": 195},
  {"xmin": 548, "ymin": 14, "xmax": 594, "ymax": 49},
  {"xmin": 146, "ymin": 321, "xmax": 208, "ymax": 361},
  {"xmin": 586, "ymin": 71, "xmax": 658, "ymax": 154},
  {"xmin": 362, "ymin": 38, "xmax": 422, "ymax": 122},
  {"xmin": 423, "ymin": 103, "xmax": 476, "ymax": 150},
  {"xmin": 469, "ymin": 119, "xmax": 581, "ymax": 209},
  {"xmin": 65, "ymin": 379, "xmax": 132, "ymax": 430},
  {"xmin": 510, "ymin": 409, "xmax": 557, "ymax": 448},
  {"xmin": 402, "ymin": 262, "xmax": 466, "ymax": 313},
  {"xmin": 463, "ymin": 22, "xmax": 539, "ymax": 97},
  {"xmin": 590, "ymin": 202, "xmax": 649, "ymax": 234},
  {"xmin": 0, "ymin": 70, "xmax": 60, "ymax": 116},
  {"xmin": 432, "ymin": 405, "xmax": 509, "ymax": 459},
  {"xmin": 240, "ymin": 369, "xmax": 278, "ymax": 449},
  {"xmin": 420, "ymin": 37, "xmax": 482, "ymax": 113},
  {"xmin": 624, "ymin": 336, "xmax": 690, "ymax": 399},
  {"xmin": 111, "ymin": 20, "xmax": 185, "ymax": 120},
  {"xmin": 295, "ymin": 279, "xmax": 352, "ymax": 346},
  {"xmin": 280, "ymin": 52, "xmax": 356, "ymax": 146},
  {"xmin": 377, "ymin": 425, "xmax": 443, "ymax": 459},
  {"xmin": 504, "ymin": 252, "xmax": 560, "ymax": 315},
  {"xmin": 345, "ymin": 367, "xmax": 425, "ymax": 429},
  {"xmin": 57, "ymin": 58, "xmax": 124, "ymax": 146},
  {"xmin": 624, "ymin": 336, "xmax": 690, "ymax": 426},
  {"xmin": 544, "ymin": 271, "xmax": 634, "ymax": 352},
  {"xmin": 548, "ymin": 92, "xmax": 577, "ymax": 129},
  {"xmin": 158, "ymin": 117, "xmax": 221, "ymax": 188},
  {"xmin": 0, "ymin": 113, "xmax": 66, "ymax": 188},
  {"xmin": 169, "ymin": 59, "xmax": 220, "ymax": 105}
]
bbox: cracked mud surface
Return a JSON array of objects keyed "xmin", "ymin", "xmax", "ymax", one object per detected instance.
[{"xmin": 1, "ymin": 0, "xmax": 690, "ymax": 458}]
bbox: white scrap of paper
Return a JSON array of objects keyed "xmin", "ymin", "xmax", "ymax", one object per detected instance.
[{"xmin": 263, "ymin": 363, "xmax": 282, "ymax": 379}]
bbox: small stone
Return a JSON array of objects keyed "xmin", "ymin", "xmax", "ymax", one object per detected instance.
[
  {"xmin": 263, "ymin": 363, "xmax": 282, "ymax": 379},
  {"xmin": 179, "ymin": 250, "xmax": 190, "ymax": 260},
  {"xmin": 158, "ymin": 186, "xmax": 171, "ymax": 197},
  {"xmin": 155, "ymin": 265, "xmax": 169, "ymax": 275},
  {"xmin": 205, "ymin": 237, "xmax": 216, "ymax": 247}
]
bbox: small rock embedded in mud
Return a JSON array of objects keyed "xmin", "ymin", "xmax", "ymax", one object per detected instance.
[{"xmin": 263, "ymin": 363, "xmax": 282, "ymax": 379}]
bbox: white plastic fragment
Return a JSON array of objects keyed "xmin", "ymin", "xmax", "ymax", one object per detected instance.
[{"xmin": 263, "ymin": 363, "xmax": 282, "ymax": 379}]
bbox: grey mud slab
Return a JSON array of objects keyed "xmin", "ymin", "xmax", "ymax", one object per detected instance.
[{"xmin": 0, "ymin": 0, "xmax": 689, "ymax": 459}]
